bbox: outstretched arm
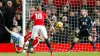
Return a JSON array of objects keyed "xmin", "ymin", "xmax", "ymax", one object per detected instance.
[
  {"xmin": 46, "ymin": 17, "xmax": 55, "ymax": 33},
  {"xmin": 46, "ymin": 17, "xmax": 53, "ymax": 27},
  {"xmin": 5, "ymin": 26, "xmax": 12, "ymax": 34}
]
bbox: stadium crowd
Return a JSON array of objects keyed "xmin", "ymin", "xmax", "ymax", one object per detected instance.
[{"xmin": 0, "ymin": 0, "xmax": 22, "ymax": 43}]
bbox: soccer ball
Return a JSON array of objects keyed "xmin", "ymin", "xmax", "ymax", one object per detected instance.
[{"xmin": 56, "ymin": 22, "xmax": 63, "ymax": 28}]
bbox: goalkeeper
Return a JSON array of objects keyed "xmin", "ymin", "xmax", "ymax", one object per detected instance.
[{"xmin": 69, "ymin": 9, "xmax": 97, "ymax": 52}]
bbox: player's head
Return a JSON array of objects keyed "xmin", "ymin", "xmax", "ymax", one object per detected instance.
[
  {"xmin": 10, "ymin": 26, "xmax": 18, "ymax": 33},
  {"xmin": 35, "ymin": 5, "xmax": 42, "ymax": 11},
  {"xmin": 81, "ymin": 9, "xmax": 88, "ymax": 16}
]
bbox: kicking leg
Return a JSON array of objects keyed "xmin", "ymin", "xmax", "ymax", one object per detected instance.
[
  {"xmin": 45, "ymin": 39, "xmax": 53, "ymax": 55},
  {"xmin": 69, "ymin": 37, "xmax": 79, "ymax": 52},
  {"xmin": 26, "ymin": 39, "xmax": 33, "ymax": 56}
]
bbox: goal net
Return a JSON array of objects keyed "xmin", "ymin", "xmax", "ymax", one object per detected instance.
[{"xmin": 23, "ymin": 0, "xmax": 100, "ymax": 53}]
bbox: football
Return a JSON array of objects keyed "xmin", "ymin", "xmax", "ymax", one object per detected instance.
[{"xmin": 56, "ymin": 22, "xmax": 63, "ymax": 28}]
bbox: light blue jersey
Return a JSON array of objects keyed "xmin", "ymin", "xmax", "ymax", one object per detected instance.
[{"xmin": 11, "ymin": 32, "xmax": 22, "ymax": 46}]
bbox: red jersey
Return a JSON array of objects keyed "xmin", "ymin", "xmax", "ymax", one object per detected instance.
[
  {"xmin": 24, "ymin": 32, "xmax": 32, "ymax": 42},
  {"xmin": 24, "ymin": 32, "xmax": 39, "ymax": 46},
  {"xmin": 32, "ymin": 37, "xmax": 39, "ymax": 46},
  {"xmin": 30, "ymin": 11, "xmax": 47, "ymax": 26}
]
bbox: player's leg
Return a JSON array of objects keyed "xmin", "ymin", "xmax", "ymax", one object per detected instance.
[
  {"xmin": 26, "ymin": 26, "xmax": 38, "ymax": 56},
  {"xmin": 87, "ymin": 30, "xmax": 97, "ymax": 51},
  {"xmin": 32, "ymin": 40, "xmax": 39, "ymax": 53},
  {"xmin": 88, "ymin": 36, "xmax": 97, "ymax": 51},
  {"xmin": 40, "ymin": 26, "xmax": 53, "ymax": 55},
  {"xmin": 69, "ymin": 30, "xmax": 80, "ymax": 52},
  {"xmin": 23, "ymin": 41, "xmax": 29, "ymax": 53},
  {"xmin": 69, "ymin": 37, "xmax": 79, "ymax": 52},
  {"xmin": 19, "ymin": 36, "xmax": 24, "ymax": 53}
]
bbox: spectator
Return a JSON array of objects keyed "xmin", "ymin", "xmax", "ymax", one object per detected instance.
[
  {"xmin": 68, "ymin": 11, "xmax": 78, "ymax": 39},
  {"xmin": 62, "ymin": 16, "xmax": 68, "ymax": 27},
  {"xmin": 0, "ymin": 1, "xmax": 5, "ymax": 14},
  {"xmin": 43, "ymin": 0, "xmax": 56, "ymax": 11},
  {"xmin": 58, "ymin": 12, "xmax": 63, "ymax": 21},
  {"xmin": 93, "ymin": 17, "xmax": 100, "ymax": 26},
  {"xmin": 45, "ymin": 8, "xmax": 52, "ymax": 18},
  {"xmin": 62, "ymin": 2, "xmax": 71, "ymax": 16},
  {"xmin": 26, "ymin": 0, "xmax": 43, "ymax": 6},
  {"xmin": 95, "ymin": 0, "xmax": 100, "ymax": 11},
  {"xmin": 80, "ymin": 0, "xmax": 94, "ymax": 15},
  {"xmin": 16, "ymin": 0, "xmax": 22, "ymax": 13},
  {"xmin": 93, "ymin": 17, "xmax": 100, "ymax": 42},
  {"xmin": 92, "ymin": 1, "xmax": 100, "ymax": 19},
  {"xmin": 15, "ymin": 13, "xmax": 22, "ymax": 27},
  {"xmin": 4, "ymin": 0, "xmax": 15, "ymax": 29},
  {"xmin": 30, "ymin": 7, "xmax": 35, "ymax": 15},
  {"xmin": 3, "ymin": 1, "xmax": 15, "ymax": 43},
  {"xmin": 14, "ymin": 13, "xmax": 22, "ymax": 33},
  {"xmin": 51, "ymin": 8, "xmax": 57, "ymax": 16}
]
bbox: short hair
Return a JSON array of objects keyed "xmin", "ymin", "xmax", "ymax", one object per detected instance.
[{"xmin": 10, "ymin": 25, "xmax": 17, "ymax": 31}]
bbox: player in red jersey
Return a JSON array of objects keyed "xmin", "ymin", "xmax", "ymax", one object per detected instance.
[
  {"xmin": 23, "ymin": 31, "xmax": 44, "ymax": 53},
  {"xmin": 26, "ymin": 5, "xmax": 54, "ymax": 56}
]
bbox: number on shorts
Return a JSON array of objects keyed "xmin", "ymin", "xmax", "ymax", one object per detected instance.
[{"xmin": 35, "ymin": 13, "xmax": 42, "ymax": 19}]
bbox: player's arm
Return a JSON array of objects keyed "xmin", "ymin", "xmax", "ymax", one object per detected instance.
[
  {"xmin": 5, "ymin": 26, "xmax": 12, "ymax": 34},
  {"xmin": 26, "ymin": 20, "xmax": 32, "ymax": 31},
  {"xmin": 46, "ymin": 17, "xmax": 55, "ymax": 31},
  {"xmin": 46, "ymin": 16, "xmax": 53, "ymax": 27},
  {"xmin": 88, "ymin": 17, "xmax": 92, "ymax": 30}
]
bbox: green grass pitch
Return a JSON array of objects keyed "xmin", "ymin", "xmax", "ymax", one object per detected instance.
[{"xmin": 0, "ymin": 52, "xmax": 100, "ymax": 56}]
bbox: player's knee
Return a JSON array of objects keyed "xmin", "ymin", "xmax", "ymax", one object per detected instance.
[
  {"xmin": 73, "ymin": 38, "xmax": 79, "ymax": 43},
  {"xmin": 88, "ymin": 36, "xmax": 93, "ymax": 41}
]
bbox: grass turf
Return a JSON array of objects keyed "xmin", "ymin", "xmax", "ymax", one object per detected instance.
[{"xmin": 0, "ymin": 52, "xmax": 100, "ymax": 56}]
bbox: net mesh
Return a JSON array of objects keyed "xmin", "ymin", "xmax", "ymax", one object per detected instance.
[{"xmin": 25, "ymin": 0, "xmax": 100, "ymax": 52}]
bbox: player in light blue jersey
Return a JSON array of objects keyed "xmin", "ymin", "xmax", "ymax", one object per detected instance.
[{"xmin": 5, "ymin": 26, "xmax": 24, "ymax": 53}]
